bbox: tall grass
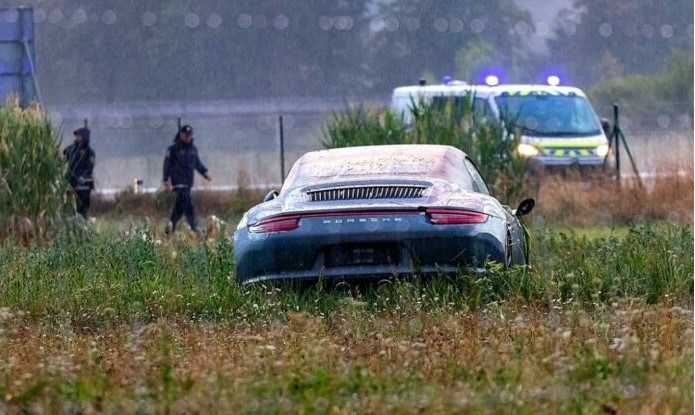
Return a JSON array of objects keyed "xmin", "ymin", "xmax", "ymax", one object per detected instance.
[
  {"xmin": 0, "ymin": 224, "xmax": 690, "ymax": 326},
  {"xmin": 0, "ymin": 224, "xmax": 690, "ymax": 413},
  {"xmin": 322, "ymin": 97, "xmax": 527, "ymax": 203},
  {"xmin": 0, "ymin": 98, "xmax": 71, "ymax": 235}
]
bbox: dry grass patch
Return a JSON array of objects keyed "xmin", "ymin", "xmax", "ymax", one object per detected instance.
[
  {"xmin": 0, "ymin": 301, "xmax": 691, "ymax": 414},
  {"xmin": 533, "ymin": 168, "xmax": 693, "ymax": 227}
]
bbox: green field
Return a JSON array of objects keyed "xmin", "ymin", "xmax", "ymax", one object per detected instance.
[
  {"xmin": 0, "ymin": 223, "xmax": 691, "ymax": 414},
  {"xmin": 1, "ymin": 101, "xmax": 692, "ymax": 413}
]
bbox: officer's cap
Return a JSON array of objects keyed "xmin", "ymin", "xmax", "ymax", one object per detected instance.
[{"xmin": 179, "ymin": 125, "xmax": 193, "ymax": 135}]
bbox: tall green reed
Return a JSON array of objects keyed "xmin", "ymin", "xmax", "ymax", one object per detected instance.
[
  {"xmin": 322, "ymin": 94, "xmax": 527, "ymax": 203},
  {"xmin": 0, "ymin": 98, "xmax": 71, "ymax": 231}
]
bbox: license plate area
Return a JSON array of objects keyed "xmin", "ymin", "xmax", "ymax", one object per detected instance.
[{"xmin": 325, "ymin": 244, "xmax": 400, "ymax": 267}]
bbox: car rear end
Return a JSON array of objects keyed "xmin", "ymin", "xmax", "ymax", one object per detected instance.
[{"xmin": 234, "ymin": 183, "xmax": 507, "ymax": 285}]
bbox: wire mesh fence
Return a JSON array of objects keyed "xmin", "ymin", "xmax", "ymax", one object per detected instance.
[{"xmin": 51, "ymin": 98, "xmax": 692, "ymax": 196}]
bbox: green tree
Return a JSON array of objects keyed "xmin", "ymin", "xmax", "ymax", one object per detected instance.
[
  {"xmin": 545, "ymin": 0, "xmax": 694, "ymax": 87},
  {"xmin": 588, "ymin": 52, "xmax": 693, "ymax": 123},
  {"xmin": 18, "ymin": 0, "xmax": 373, "ymax": 102},
  {"xmin": 454, "ymin": 40, "xmax": 502, "ymax": 82},
  {"xmin": 364, "ymin": 0, "xmax": 535, "ymax": 91}
]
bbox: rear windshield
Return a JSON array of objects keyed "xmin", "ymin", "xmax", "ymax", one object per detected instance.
[{"xmin": 282, "ymin": 152, "xmax": 474, "ymax": 192}]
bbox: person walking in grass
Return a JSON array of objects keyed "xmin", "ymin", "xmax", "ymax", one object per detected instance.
[
  {"xmin": 64, "ymin": 127, "xmax": 95, "ymax": 218},
  {"xmin": 162, "ymin": 124, "xmax": 212, "ymax": 234}
]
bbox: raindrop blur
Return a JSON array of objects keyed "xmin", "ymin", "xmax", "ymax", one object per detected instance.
[
  {"xmin": 679, "ymin": 114, "xmax": 692, "ymax": 128},
  {"xmin": 660, "ymin": 24, "xmax": 674, "ymax": 38},
  {"xmin": 562, "ymin": 20, "xmax": 577, "ymax": 36},
  {"xmin": 470, "ymin": 18, "xmax": 485, "ymax": 34},
  {"xmin": 48, "ymin": 8, "xmax": 64, "ymax": 24},
  {"xmin": 599, "ymin": 23, "xmax": 612, "ymax": 37},
  {"xmin": 49, "ymin": 111, "xmax": 63, "ymax": 125},
  {"xmin": 207, "ymin": 13, "xmax": 222, "ymax": 29},
  {"xmin": 667, "ymin": 211, "xmax": 681, "ymax": 225},
  {"xmin": 319, "ymin": 16, "xmax": 333, "ymax": 31},
  {"xmin": 141, "ymin": 11, "xmax": 157, "ymax": 27},
  {"xmin": 71, "ymin": 8, "xmax": 87, "ymax": 25},
  {"xmin": 4, "ymin": 8, "xmax": 18, "ymax": 23},
  {"xmin": 334, "ymin": 16, "xmax": 351, "ymax": 31},
  {"xmin": 283, "ymin": 115, "xmax": 295, "ymax": 129},
  {"xmin": 101, "ymin": 10, "xmax": 117, "ymax": 25},
  {"xmin": 252, "ymin": 15, "xmax": 267, "ymax": 29},
  {"xmin": 657, "ymin": 114, "xmax": 671, "ymax": 129},
  {"xmin": 107, "ymin": 117, "xmax": 119, "ymax": 128},
  {"xmin": 403, "ymin": 17, "xmax": 420, "ymax": 31},
  {"xmin": 385, "ymin": 17, "xmax": 399, "ymax": 32},
  {"xmin": 237, "ymin": 14, "xmax": 252, "ymax": 29},
  {"xmin": 514, "ymin": 20, "xmax": 530, "ymax": 37},
  {"xmin": 148, "ymin": 116, "xmax": 165, "ymax": 129},
  {"xmin": 121, "ymin": 116, "xmax": 134, "ymax": 128},
  {"xmin": 274, "ymin": 15, "xmax": 289, "ymax": 30},
  {"xmin": 369, "ymin": 18, "xmax": 385, "ymax": 32},
  {"xmin": 184, "ymin": 13, "xmax": 200, "ymax": 29},
  {"xmin": 641, "ymin": 24, "xmax": 654, "ymax": 38},
  {"xmin": 433, "ymin": 17, "xmax": 448, "ymax": 33},
  {"xmin": 449, "ymin": 19, "xmax": 463, "ymax": 33},
  {"xmin": 523, "ymin": 117, "xmax": 539, "ymax": 129},
  {"xmin": 33, "ymin": 8, "xmax": 46, "ymax": 23},
  {"xmin": 256, "ymin": 116, "xmax": 274, "ymax": 130},
  {"xmin": 536, "ymin": 22, "xmax": 550, "ymax": 36}
]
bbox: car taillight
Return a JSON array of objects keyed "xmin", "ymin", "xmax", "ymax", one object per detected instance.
[
  {"xmin": 249, "ymin": 215, "xmax": 301, "ymax": 233},
  {"xmin": 426, "ymin": 208, "xmax": 488, "ymax": 224}
]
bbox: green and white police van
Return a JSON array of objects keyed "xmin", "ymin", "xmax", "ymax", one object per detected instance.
[{"xmin": 391, "ymin": 77, "xmax": 610, "ymax": 170}]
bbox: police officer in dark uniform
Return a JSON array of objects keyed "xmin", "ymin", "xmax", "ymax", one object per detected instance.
[
  {"xmin": 63, "ymin": 127, "xmax": 95, "ymax": 218},
  {"xmin": 163, "ymin": 125, "xmax": 212, "ymax": 234}
]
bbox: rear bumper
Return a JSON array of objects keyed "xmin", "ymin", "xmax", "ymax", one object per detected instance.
[{"xmin": 234, "ymin": 213, "xmax": 507, "ymax": 284}]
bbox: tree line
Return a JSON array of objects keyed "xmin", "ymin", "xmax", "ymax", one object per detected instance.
[{"xmin": 6, "ymin": 0, "xmax": 694, "ymax": 104}]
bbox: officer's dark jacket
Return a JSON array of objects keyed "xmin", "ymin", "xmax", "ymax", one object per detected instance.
[
  {"xmin": 163, "ymin": 137, "xmax": 208, "ymax": 188},
  {"xmin": 63, "ymin": 128, "xmax": 95, "ymax": 189}
]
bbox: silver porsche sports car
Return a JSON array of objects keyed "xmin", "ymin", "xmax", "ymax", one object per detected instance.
[{"xmin": 234, "ymin": 144, "xmax": 534, "ymax": 285}]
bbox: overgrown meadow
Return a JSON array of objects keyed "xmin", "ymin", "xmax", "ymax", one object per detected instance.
[{"xmin": 0, "ymin": 102, "xmax": 692, "ymax": 414}]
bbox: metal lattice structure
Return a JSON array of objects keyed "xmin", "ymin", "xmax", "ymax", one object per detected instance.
[{"xmin": 0, "ymin": 7, "xmax": 41, "ymax": 107}]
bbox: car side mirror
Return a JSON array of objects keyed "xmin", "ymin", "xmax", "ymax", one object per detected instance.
[
  {"xmin": 513, "ymin": 198, "xmax": 535, "ymax": 217},
  {"xmin": 600, "ymin": 118, "xmax": 611, "ymax": 137},
  {"xmin": 263, "ymin": 190, "xmax": 279, "ymax": 202}
]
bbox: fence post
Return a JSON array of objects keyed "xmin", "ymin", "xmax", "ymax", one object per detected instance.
[{"xmin": 279, "ymin": 115, "xmax": 285, "ymax": 183}]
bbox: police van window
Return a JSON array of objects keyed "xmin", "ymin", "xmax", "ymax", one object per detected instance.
[{"xmin": 464, "ymin": 158, "xmax": 490, "ymax": 195}]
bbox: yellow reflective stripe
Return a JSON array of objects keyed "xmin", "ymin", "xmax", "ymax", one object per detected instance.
[{"xmin": 545, "ymin": 148, "xmax": 596, "ymax": 157}]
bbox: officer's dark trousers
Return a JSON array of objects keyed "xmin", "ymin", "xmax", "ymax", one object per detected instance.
[
  {"xmin": 171, "ymin": 188, "xmax": 197, "ymax": 231},
  {"xmin": 76, "ymin": 189, "xmax": 91, "ymax": 218}
]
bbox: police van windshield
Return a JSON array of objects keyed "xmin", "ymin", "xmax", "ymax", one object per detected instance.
[{"xmin": 495, "ymin": 93, "xmax": 602, "ymax": 136}]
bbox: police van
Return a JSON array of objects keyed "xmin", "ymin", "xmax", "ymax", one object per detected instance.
[{"xmin": 391, "ymin": 77, "xmax": 610, "ymax": 170}]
